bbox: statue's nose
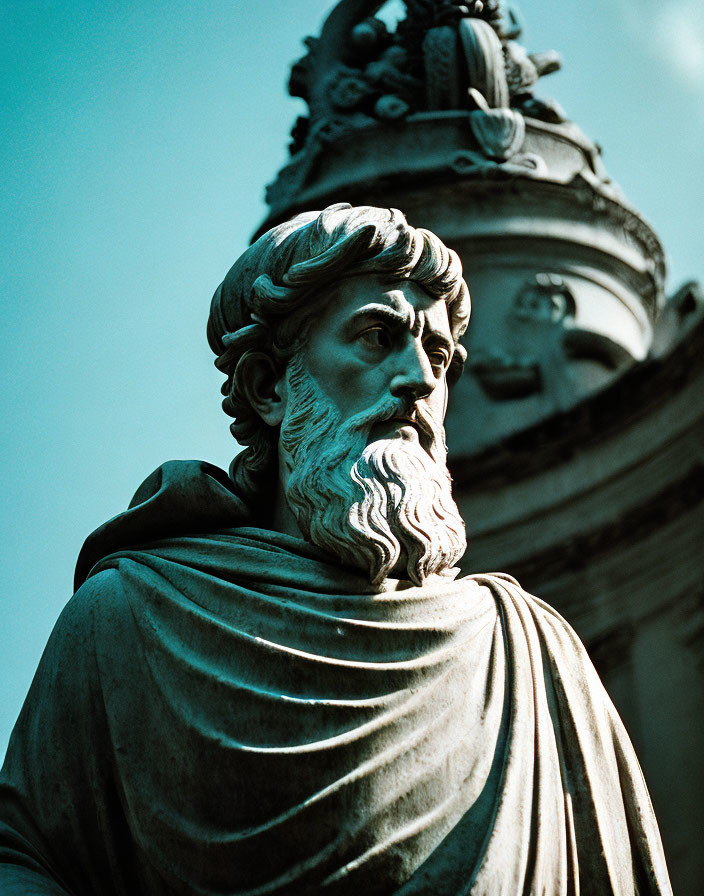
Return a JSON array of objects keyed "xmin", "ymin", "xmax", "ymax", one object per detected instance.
[{"xmin": 389, "ymin": 341, "xmax": 435, "ymax": 401}]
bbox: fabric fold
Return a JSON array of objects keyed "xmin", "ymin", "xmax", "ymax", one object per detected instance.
[{"xmin": 0, "ymin": 462, "xmax": 672, "ymax": 895}]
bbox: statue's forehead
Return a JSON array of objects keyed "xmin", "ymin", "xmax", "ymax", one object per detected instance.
[{"xmin": 322, "ymin": 274, "xmax": 451, "ymax": 336}]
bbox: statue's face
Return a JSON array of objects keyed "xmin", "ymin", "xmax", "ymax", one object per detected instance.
[
  {"xmin": 299, "ymin": 273, "xmax": 454, "ymax": 445},
  {"xmin": 274, "ymin": 273, "xmax": 466, "ymax": 585}
]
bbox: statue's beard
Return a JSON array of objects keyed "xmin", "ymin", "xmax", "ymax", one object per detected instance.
[{"xmin": 280, "ymin": 355, "xmax": 467, "ymax": 586}]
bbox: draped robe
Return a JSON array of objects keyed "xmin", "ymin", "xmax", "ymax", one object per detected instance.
[{"xmin": 0, "ymin": 461, "xmax": 672, "ymax": 895}]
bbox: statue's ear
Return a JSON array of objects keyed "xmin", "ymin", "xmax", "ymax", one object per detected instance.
[{"xmin": 238, "ymin": 352, "xmax": 287, "ymax": 427}]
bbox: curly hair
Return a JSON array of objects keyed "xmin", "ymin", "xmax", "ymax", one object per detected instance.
[{"xmin": 207, "ymin": 203, "xmax": 471, "ymax": 511}]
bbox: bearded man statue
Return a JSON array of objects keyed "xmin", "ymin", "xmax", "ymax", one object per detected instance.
[{"xmin": 0, "ymin": 204, "xmax": 672, "ymax": 895}]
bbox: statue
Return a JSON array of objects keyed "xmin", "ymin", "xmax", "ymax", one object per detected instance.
[{"xmin": 0, "ymin": 205, "xmax": 672, "ymax": 894}]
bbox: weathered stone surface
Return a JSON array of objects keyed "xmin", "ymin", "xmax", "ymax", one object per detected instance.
[{"xmin": 0, "ymin": 205, "xmax": 672, "ymax": 893}]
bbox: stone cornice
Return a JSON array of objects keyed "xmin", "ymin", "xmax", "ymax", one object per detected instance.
[{"xmin": 503, "ymin": 463, "xmax": 704, "ymax": 586}]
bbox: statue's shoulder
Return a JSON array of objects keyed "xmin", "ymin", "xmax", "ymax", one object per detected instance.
[
  {"xmin": 456, "ymin": 571, "xmax": 527, "ymax": 606},
  {"xmin": 459, "ymin": 571, "xmax": 586, "ymax": 642},
  {"xmin": 53, "ymin": 567, "xmax": 135, "ymax": 661},
  {"xmin": 460, "ymin": 571, "xmax": 523, "ymax": 591},
  {"xmin": 460, "ymin": 570, "xmax": 603, "ymax": 684},
  {"xmin": 14, "ymin": 569, "xmax": 131, "ymax": 736}
]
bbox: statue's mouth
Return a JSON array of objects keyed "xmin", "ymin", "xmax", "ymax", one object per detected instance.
[
  {"xmin": 370, "ymin": 409, "xmax": 434, "ymax": 453},
  {"xmin": 370, "ymin": 415, "xmax": 417, "ymax": 439},
  {"xmin": 392, "ymin": 417, "xmax": 420, "ymax": 435}
]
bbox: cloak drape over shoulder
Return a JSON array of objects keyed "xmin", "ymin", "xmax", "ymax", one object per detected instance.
[{"xmin": 0, "ymin": 462, "xmax": 672, "ymax": 895}]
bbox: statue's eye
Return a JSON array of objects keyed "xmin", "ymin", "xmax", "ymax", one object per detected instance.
[
  {"xmin": 358, "ymin": 325, "xmax": 392, "ymax": 350},
  {"xmin": 427, "ymin": 347, "xmax": 451, "ymax": 372}
]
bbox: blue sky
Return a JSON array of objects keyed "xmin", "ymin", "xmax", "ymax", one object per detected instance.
[{"xmin": 1, "ymin": 0, "xmax": 703, "ymax": 758}]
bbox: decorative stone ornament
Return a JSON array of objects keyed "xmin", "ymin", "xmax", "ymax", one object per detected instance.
[
  {"xmin": 468, "ymin": 89, "xmax": 526, "ymax": 160},
  {"xmin": 458, "ymin": 17, "xmax": 509, "ymax": 108},
  {"xmin": 259, "ymin": 0, "xmax": 665, "ymax": 462},
  {"xmin": 267, "ymin": 0, "xmax": 570, "ymax": 216}
]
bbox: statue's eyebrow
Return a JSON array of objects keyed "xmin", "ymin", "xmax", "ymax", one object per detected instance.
[
  {"xmin": 346, "ymin": 303, "xmax": 454, "ymax": 352},
  {"xmin": 346, "ymin": 303, "xmax": 411, "ymax": 331}
]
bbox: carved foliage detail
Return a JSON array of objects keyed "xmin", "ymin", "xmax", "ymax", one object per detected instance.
[
  {"xmin": 469, "ymin": 101, "xmax": 525, "ymax": 160},
  {"xmin": 286, "ymin": 0, "xmax": 564, "ymax": 159},
  {"xmin": 459, "ymin": 17, "xmax": 509, "ymax": 108},
  {"xmin": 422, "ymin": 26, "xmax": 461, "ymax": 109}
]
